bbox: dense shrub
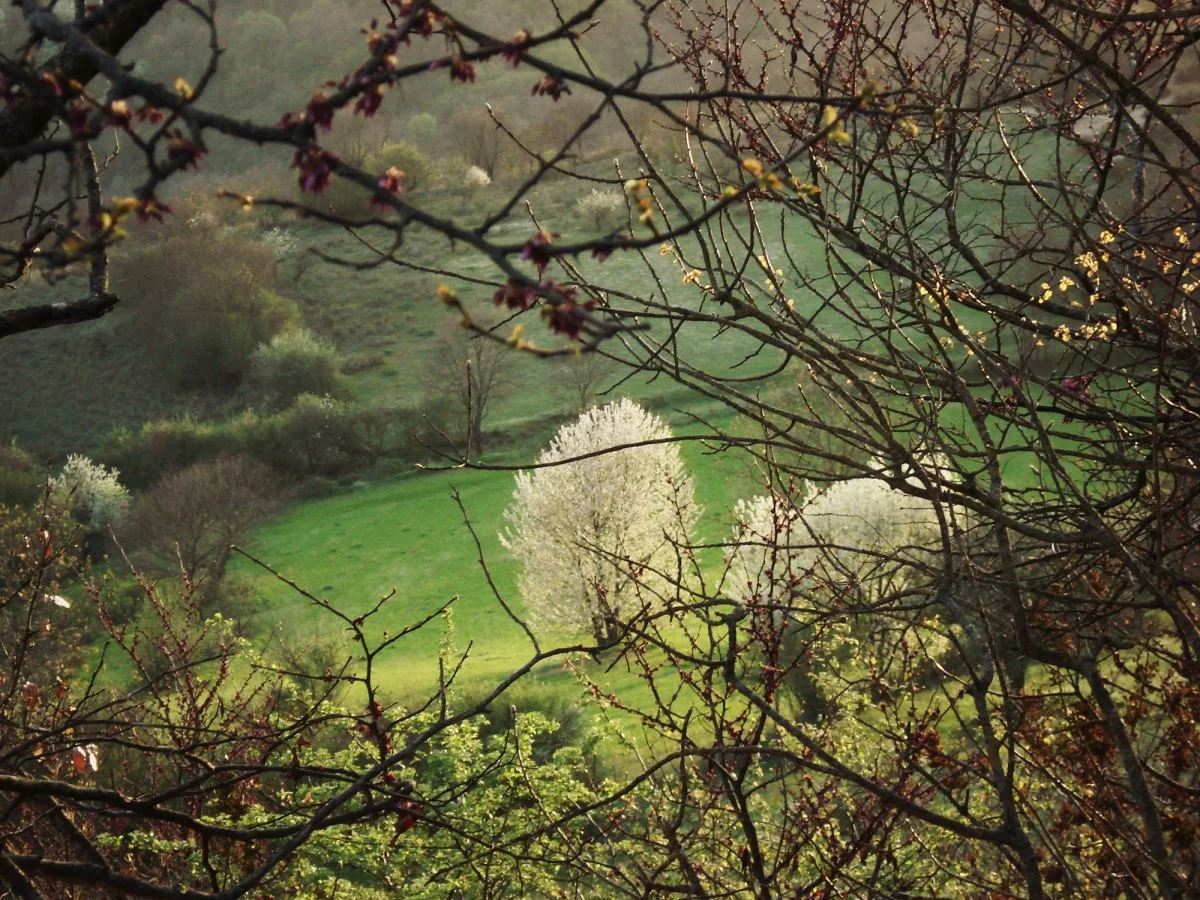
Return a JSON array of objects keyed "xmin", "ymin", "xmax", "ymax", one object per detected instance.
[
  {"xmin": 470, "ymin": 682, "xmax": 591, "ymax": 766},
  {"xmin": 247, "ymin": 328, "xmax": 346, "ymax": 408},
  {"xmin": 177, "ymin": 288, "xmax": 299, "ymax": 390},
  {"xmin": 102, "ymin": 397, "xmax": 453, "ymax": 486},
  {"xmin": 95, "ymin": 575, "xmax": 147, "ymax": 629},
  {"xmin": 261, "ymin": 393, "xmax": 362, "ymax": 475},
  {"xmin": 321, "ymin": 141, "xmax": 432, "ymax": 216},
  {"xmin": 0, "ymin": 441, "xmax": 40, "ymax": 507},
  {"xmin": 122, "ymin": 455, "xmax": 279, "ymax": 582},
  {"xmin": 369, "ymin": 142, "xmax": 432, "ymax": 189},
  {"xmin": 112, "ymin": 229, "xmax": 299, "ymax": 390},
  {"xmin": 100, "ymin": 417, "xmax": 227, "ymax": 489}
]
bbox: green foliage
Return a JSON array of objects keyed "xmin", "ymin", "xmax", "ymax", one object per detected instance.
[
  {"xmin": 101, "ymin": 417, "xmax": 226, "ymax": 489},
  {"xmin": 96, "ymin": 574, "xmax": 146, "ymax": 629},
  {"xmin": 322, "ymin": 142, "xmax": 432, "ymax": 217},
  {"xmin": 248, "ymin": 327, "xmax": 346, "ymax": 408},
  {"xmin": 369, "ymin": 141, "xmax": 431, "ymax": 188},
  {"xmin": 259, "ymin": 393, "xmax": 367, "ymax": 475},
  {"xmin": 101, "ymin": 396, "xmax": 447, "ymax": 486},
  {"xmin": 468, "ymin": 681, "xmax": 592, "ymax": 765},
  {"xmin": 0, "ymin": 440, "xmax": 40, "ymax": 507},
  {"xmin": 113, "ymin": 230, "xmax": 300, "ymax": 391},
  {"xmin": 271, "ymin": 709, "xmax": 607, "ymax": 897}
]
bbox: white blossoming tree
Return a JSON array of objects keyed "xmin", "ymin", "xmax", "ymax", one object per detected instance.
[
  {"xmin": 726, "ymin": 474, "xmax": 954, "ymax": 718},
  {"xmin": 727, "ymin": 463, "xmax": 956, "ymax": 610},
  {"xmin": 501, "ymin": 399, "xmax": 699, "ymax": 644},
  {"xmin": 48, "ymin": 454, "xmax": 129, "ymax": 532},
  {"xmin": 463, "ymin": 164, "xmax": 492, "ymax": 190},
  {"xmin": 574, "ymin": 188, "xmax": 625, "ymax": 231},
  {"xmin": 728, "ymin": 480, "xmax": 944, "ymax": 610}
]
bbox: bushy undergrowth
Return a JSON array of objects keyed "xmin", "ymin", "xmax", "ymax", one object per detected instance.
[
  {"xmin": 101, "ymin": 394, "xmax": 455, "ymax": 487},
  {"xmin": 247, "ymin": 328, "xmax": 347, "ymax": 408},
  {"xmin": 0, "ymin": 441, "xmax": 40, "ymax": 507},
  {"xmin": 112, "ymin": 229, "xmax": 300, "ymax": 390},
  {"xmin": 319, "ymin": 141, "xmax": 432, "ymax": 217}
]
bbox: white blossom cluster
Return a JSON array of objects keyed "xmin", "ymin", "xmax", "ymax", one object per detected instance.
[
  {"xmin": 49, "ymin": 454, "xmax": 130, "ymax": 531},
  {"xmin": 261, "ymin": 226, "xmax": 299, "ymax": 260},
  {"xmin": 726, "ymin": 474, "xmax": 945, "ymax": 609},
  {"xmin": 574, "ymin": 189, "xmax": 625, "ymax": 229},
  {"xmin": 501, "ymin": 399, "xmax": 698, "ymax": 635},
  {"xmin": 463, "ymin": 165, "xmax": 492, "ymax": 190}
]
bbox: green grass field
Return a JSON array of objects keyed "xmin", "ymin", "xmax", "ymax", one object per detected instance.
[
  {"xmin": 6, "ymin": 140, "xmax": 1082, "ymax": 724},
  {"xmin": 232, "ymin": 417, "xmax": 754, "ymax": 708}
]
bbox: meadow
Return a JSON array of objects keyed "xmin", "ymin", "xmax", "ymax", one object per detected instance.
[
  {"xmin": 4, "ymin": 146, "xmax": 1075, "ymax": 724},
  {"xmin": 227, "ymin": 195, "xmax": 1068, "ymax": 716}
]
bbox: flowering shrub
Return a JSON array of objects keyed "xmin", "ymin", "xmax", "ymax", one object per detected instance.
[
  {"xmin": 574, "ymin": 188, "xmax": 624, "ymax": 231},
  {"xmin": 726, "ymin": 476, "xmax": 955, "ymax": 716},
  {"xmin": 501, "ymin": 399, "xmax": 698, "ymax": 642},
  {"xmin": 49, "ymin": 455, "xmax": 129, "ymax": 530},
  {"xmin": 260, "ymin": 226, "xmax": 298, "ymax": 260},
  {"xmin": 727, "ymin": 475, "xmax": 944, "ymax": 609},
  {"xmin": 463, "ymin": 164, "xmax": 491, "ymax": 190}
]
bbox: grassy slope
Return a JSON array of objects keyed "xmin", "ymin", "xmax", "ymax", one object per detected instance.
[
  {"xmin": 9, "ymin": 145, "xmax": 1069, "ymax": 716},
  {"xmin": 234, "ymin": 420, "xmax": 752, "ymax": 709},
  {"xmin": 230, "ymin": 188, "xmax": 1071, "ymax": 714},
  {"xmin": 227, "ymin": 187, "xmax": 820, "ymax": 706}
]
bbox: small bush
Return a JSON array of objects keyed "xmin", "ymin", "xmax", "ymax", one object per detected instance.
[
  {"xmin": 248, "ymin": 328, "xmax": 345, "ymax": 408},
  {"xmin": 341, "ymin": 351, "xmax": 386, "ymax": 374},
  {"xmin": 48, "ymin": 455, "xmax": 129, "ymax": 531},
  {"xmin": 321, "ymin": 141, "xmax": 432, "ymax": 217},
  {"xmin": 259, "ymin": 395, "xmax": 415, "ymax": 475},
  {"xmin": 463, "ymin": 165, "xmax": 492, "ymax": 190},
  {"xmin": 574, "ymin": 188, "xmax": 625, "ymax": 230},
  {"xmin": 369, "ymin": 142, "xmax": 432, "ymax": 190},
  {"xmin": 122, "ymin": 455, "xmax": 279, "ymax": 582},
  {"xmin": 0, "ymin": 441, "xmax": 40, "ymax": 507}
]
